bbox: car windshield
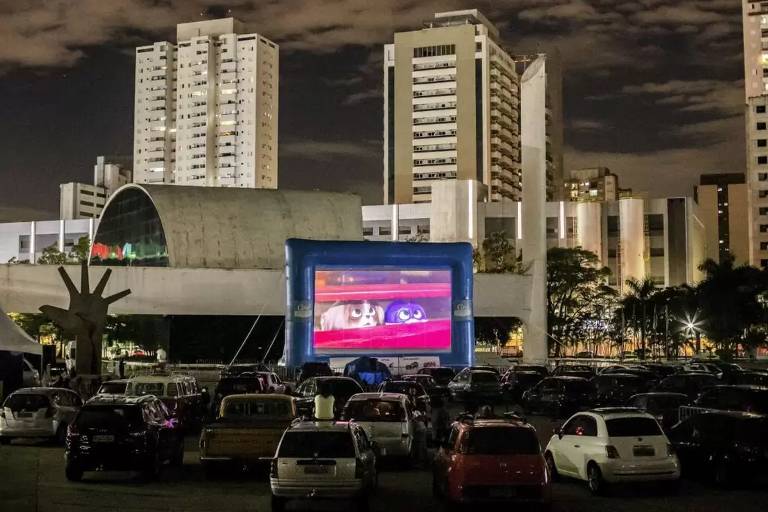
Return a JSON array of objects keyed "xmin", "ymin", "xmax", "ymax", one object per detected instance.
[
  {"xmin": 4, "ymin": 393, "xmax": 50, "ymax": 411},
  {"xmin": 132, "ymin": 382, "xmax": 166, "ymax": 396},
  {"xmin": 75, "ymin": 405, "xmax": 142, "ymax": 431},
  {"xmin": 605, "ymin": 417, "xmax": 662, "ymax": 437},
  {"xmin": 463, "ymin": 427, "xmax": 540, "ymax": 455},
  {"xmin": 99, "ymin": 382, "xmax": 127, "ymax": 394},
  {"xmin": 278, "ymin": 431, "xmax": 356, "ymax": 458},
  {"xmin": 472, "ymin": 372, "xmax": 498, "ymax": 383},
  {"xmin": 222, "ymin": 399, "xmax": 293, "ymax": 419},
  {"xmin": 344, "ymin": 400, "xmax": 405, "ymax": 422}
]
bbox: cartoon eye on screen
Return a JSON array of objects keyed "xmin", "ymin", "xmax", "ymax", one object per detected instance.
[{"xmin": 313, "ymin": 269, "xmax": 452, "ymax": 353}]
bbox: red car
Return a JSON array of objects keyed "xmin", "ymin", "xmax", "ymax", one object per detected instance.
[{"xmin": 433, "ymin": 415, "xmax": 551, "ymax": 508}]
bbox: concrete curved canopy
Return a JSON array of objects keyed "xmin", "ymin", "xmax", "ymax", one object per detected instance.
[{"xmin": 91, "ymin": 184, "xmax": 363, "ymax": 270}]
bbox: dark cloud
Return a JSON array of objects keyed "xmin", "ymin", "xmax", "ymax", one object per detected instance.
[{"xmin": 0, "ymin": 0, "xmax": 746, "ymax": 213}]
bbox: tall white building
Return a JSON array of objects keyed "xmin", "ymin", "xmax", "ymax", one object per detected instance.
[
  {"xmin": 383, "ymin": 10, "xmax": 521, "ymax": 204},
  {"xmin": 133, "ymin": 18, "xmax": 278, "ymax": 188},
  {"xmin": 60, "ymin": 156, "xmax": 132, "ymax": 220},
  {"xmin": 743, "ymin": 2, "xmax": 768, "ymax": 266}
]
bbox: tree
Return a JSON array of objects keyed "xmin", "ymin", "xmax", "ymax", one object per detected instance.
[
  {"xmin": 547, "ymin": 247, "xmax": 615, "ymax": 357},
  {"xmin": 475, "ymin": 232, "xmax": 530, "ymax": 274},
  {"xmin": 622, "ymin": 278, "xmax": 658, "ymax": 359},
  {"xmin": 37, "ymin": 244, "xmax": 68, "ymax": 265},
  {"xmin": 71, "ymin": 236, "xmax": 91, "ymax": 262}
]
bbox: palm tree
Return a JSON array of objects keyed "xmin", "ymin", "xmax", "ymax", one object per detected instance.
[{"xmin": 622, "ymin": 277, "xmax": 658, "ymax": 359}]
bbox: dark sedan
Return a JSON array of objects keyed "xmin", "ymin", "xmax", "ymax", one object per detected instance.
[
  {"xmin": 520, "ymin": 376, "xmax": 593, "ymax": 418},
  {"xmin": 653, "ymin": 372, "xmax": 719, "ymax": 400},
  {"xmin": 590, "ymin": 373, "xmax": 647, "ymax": 407},
  {"xmin": 627, "ymin": 392, "xmax": 690, "ymax": 430}
]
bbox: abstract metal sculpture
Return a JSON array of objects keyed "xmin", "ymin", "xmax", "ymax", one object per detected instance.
[{"xmin": 40, "ymin": 261, "xmax": 131, "ymax": 376}]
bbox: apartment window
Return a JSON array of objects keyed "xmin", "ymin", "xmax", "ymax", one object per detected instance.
[
  {"xmin": 761, "ymin": 224, "xmax": 768, "ymax": 233},
  {"xmin": 761, "ymin": 207, "xmax": 768, "ymax": 216},
  {"xmin": 759, "ymin": 139, "xmax": 768, "ymax": 147},
  {"xmin": 362, "ymin": 227, "xmax": 374, "ymax": 236},
  {"xmin": 413, "ymin": 44, "xmax": 456, "ymax": 58},
  {"xmin": 379, "ymin": 226, "xmax": 391, "ymax": 236},
  {"xmin": 758, "ymin": 122, "xmax": 767, "ymax": 130},
  {"xmin": 760, "ymin": 173, "xmax": 768, "ymax": 181},
  {"xmin": 398, "ymin": 227, "xmax": 412, "ymax": 235},
  {"xmin": 759, "ymin": 156, "xmax": 768, "ymax": 165},
  {"xmin": 760, "ymin": 190, "xmax": 768, "ymax": 198},
  {"xmin": 761, "ymin": 242, "xmax": 768, "ymax": 251},
  {"xmin": 758, "ymin": 105, "xmax": 767, "ymax": 113}
]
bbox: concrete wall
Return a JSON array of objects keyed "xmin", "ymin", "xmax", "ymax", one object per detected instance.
[
  {"xmin": 0, "ymin": 265, "xmax": 531, "ymax": 319},
  {"xmin": 619, "ymin": 198, "xmax": 645, "ymax": 288}
]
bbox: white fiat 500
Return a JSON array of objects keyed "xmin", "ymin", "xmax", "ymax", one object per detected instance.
[{"xmin": 544, "ymin": 407, "xmax": 680, "ymax": 494}]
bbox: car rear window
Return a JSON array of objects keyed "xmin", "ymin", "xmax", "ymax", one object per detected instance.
[
  {"xmin": 278, "ymin": 431, "xmax": 356, "ymax": 458},
  {"xmin": 132, "ymin": 382, "xmax": 165, "ymax": 396},
  {"xmin": 463, "ymin": 427, "xmax": 539, "ymax": 455},
  {"xmin": 344, "ymin": 400, "xmax": 405, "ymax": 422},
  {"xmin": 223, "ymin": 399, "xmax": 293, "ymax": 419},
  {"xmin": 326, "ymin": 379, "xmax": 363, "ymax": 398},
  {"xmin": 4, "ymin": 394, "xmax": 50, "ymax": 411},
  {"xmin": 75, "ymin": 406, "xmax": 142, "ymax": 431},
  {"xmin": 99, "ymin": 382, "xmax": 127, "ymax": 394},
  {"xmin": 605, "ymin": 417, "xmax": 662, "ymax": 437},
  {"xmin": 472, "ymin": 372, "xmax": 498, "ymax": 383}
]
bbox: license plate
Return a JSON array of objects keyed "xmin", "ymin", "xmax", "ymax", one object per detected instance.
[
  {"xmin": 92, "ymin": 435, "xmax": 115, "ymax": 443},
  {"xmin": 489, "ymin": 488, "xmax": 515, "ymax": 498},
  {"xmin": 633, "ymin": 445, "xmax": 654, "ymax": 456},
  {"xmin": 304, "ymin": 465, "xmax": 330, "ymax": 474}
]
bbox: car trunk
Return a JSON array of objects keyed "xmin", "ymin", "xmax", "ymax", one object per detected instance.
[
  {"xmin": 456, "ymin": 454, "xmax": 546, "ymax": 486},
  {"xmin": 605, "ymin": 417, "xmax": 669, "ymax": 460},
  {"xmin": 278, "ymin": 457, "xmax": 357, "ymax": 481},
  {"xmin": 2, "ymin": 394, "xmax": 51, "ymax": 429},
  {"xmin": 205, "ymin": 420, "xmax": 291, "ymax": 458}
]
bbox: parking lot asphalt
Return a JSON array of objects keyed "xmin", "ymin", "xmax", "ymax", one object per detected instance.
[{"xmin": 2, "ymin": 409, "xmax": 767, "ymax": 512}]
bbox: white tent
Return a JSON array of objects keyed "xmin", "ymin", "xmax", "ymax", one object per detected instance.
[{"xmin": 0, "ymin": 305, "xmax": 41, "ymax": 355}]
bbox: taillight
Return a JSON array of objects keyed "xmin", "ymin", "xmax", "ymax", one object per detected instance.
[
  {"xmin": 67, "ymin": 423, "xmax": 78, "ymax": 436},
  {"xmin": 666, "ymin": 443, "xmax": 676, "ymax": 457},
  {"xmin": 269, "ymin": 458, "xmax": 278, "ymax": 478},
  {"xmin": 606, "ymin": 445, "xmax": 620, "ymax": 459},
  {"xmin": 355, "ymin": 458, "xmax": 364, "ymax": 478}
]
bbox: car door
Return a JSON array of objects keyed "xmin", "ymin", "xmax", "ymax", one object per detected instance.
[
  {"xmin": 557, "ymin": 414, "xmax": 597, "ymax": 478},
  {"xmin": 353, "ymin": 426, "xmax": 376, "ymax": 488},
  {"xmin": 550, "ymin": 416, "xmax": 579, "ymax": 476},
  {"xmin": 434, "ymin": 426, "xmax": 459, "ymax": 490}
]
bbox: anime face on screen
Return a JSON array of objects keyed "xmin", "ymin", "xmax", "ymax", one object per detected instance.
[{"xmin": 313, "ymin": 269, "xmax": 452, "ymax": 353}]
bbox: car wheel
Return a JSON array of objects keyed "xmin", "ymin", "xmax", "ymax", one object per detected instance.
[
  {"xmin": 65, "ymin": 462, "xmax": 83, "ymax": 482},
  {"xmin": 587, "ymin": 463, "xmax": 607, "ymax": 495},
  {"xmin": 545, "ymin": 452, "xmax": 559, "ymax": 482},
  {"xmin": 271, "ymin": 495, "xmax": 286, "ymax": 512}
]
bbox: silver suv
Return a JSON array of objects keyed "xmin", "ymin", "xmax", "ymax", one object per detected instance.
[
  {"xmin": 0, "ymin": 387, "xmax": 82, "ymax": 444},
  {"xmin": 268, "ymin": 420, "xmax": 377, "ymax": 512}
]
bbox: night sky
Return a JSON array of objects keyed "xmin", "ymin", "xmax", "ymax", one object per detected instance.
[{"xmin": 0, "ymin": 1, "xmax": 744, "ymax": 220}]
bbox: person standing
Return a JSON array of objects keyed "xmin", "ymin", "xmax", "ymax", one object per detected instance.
[
  {"xmin": 430, "ymin": 396, "xmax": 450, "ymax": 446},
  {"xmin": 314, "ymin": 381, "xmax": 335, "ymax": 420}
]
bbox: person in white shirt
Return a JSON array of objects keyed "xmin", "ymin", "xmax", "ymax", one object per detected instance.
[{"xmin": 314, "ymin": 381, "xmax": 335, "ymax": 420}]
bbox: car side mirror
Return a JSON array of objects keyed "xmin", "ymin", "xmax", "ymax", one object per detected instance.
[{"xmin": 554, "ymin": 427, "xmax": 563, "ymax": 439}]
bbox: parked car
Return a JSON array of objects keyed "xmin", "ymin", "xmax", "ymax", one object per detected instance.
[
  {"xmin": 668, "ymin": 411, "xmax": 768, "ymax": 485},
  {"xmin": 638, "ymin": 363, "xmax": 677, "ymax": 379},
  {"xmin": 378, "ymin": 380, "xmax": 431, "ymax": 412},
  {"xmin": 268, "ymin": 420, "xmax": 378, "ymax": 512},
  {"xmin": 96, "ymin": 379, "xmax": 129, "ymax": 396},
  {"xmin": 448, "ymin": 370, "xmax": 502, "ymax": 404},
  {"xmin": 255, "ymin": 371, "xmax": 289, "ymax": 394},
  {"xmin": 296, "ymin": 362, "xmax": 333, "ymax": 383},
  {"xmin": 433, "ymin": 415, "xmax": 551, "ymax": 507},
  {"xmin": 728, "ymin": 371, "xmax": 768, "ymax": 387},
  {"xmin": 402, "ymin": 374, "xmax": 449, "ymax": 399},
  {"xmin": 590, "ymin": 373, "xmax": 648, "ymax": 407},
  {"xmin": 294, "ymin": 377, "xmax": 364, "ymax": 418},
  {"xmin": 125, "ymin": 374, "xmax": 205, "ymax": 430},
  {"xmin": 342, "ymin": 393, "xmax": 415, "ymax": 458},
  {"xmin": 520, "ymin": 377, "xmax": 593, "ymax": 417},
  {"xmin": 455, "ymin": 365, "xmax": 500, "ymax": 378},
  {"xmin": 551, "ymin": 364, "xmax": 595, "ymax": 380},
  {"xmin": 0, "ymin": 387, "xmax": 82, "ymax": 444},
  {"xmin": 544, "ymin": 408, "xmax": 680, "ymax": 495},
  {"xmin": 710, "ymin": 362, "xmax": 744, "ymax": 382},
  {"xmin": 693, "ymin": 385, "xmax": 768, "ymax": 415},
  {"xmin": 627, "ymin": 392, "xmax": 690, "ymax": 431},
  {"xmin": 64, "ymin": 394, "xmax": 184, "ymax": 481},
  {"xmin": 653, "ymin": 373, "xmax": 719, "ymax": 400},
  {"xmin": 211, "ymin": 374, "xmax": 264, "ymax": 415},
  {"xmin": 500, "ymin": 370, "xmax": 544, "ymax": 403},
  {"xmin": 508, "ymin": 364, "xmax": 549, "ymax": 378},
  {"xmin": 600, "ymin": 365, "xmax": 658, "ymax": 386},
  {"xmin": 417, "ymin": 367, "xmax": 455, "ymax": 387},
  {"xmin": 199, "ymin": 394, "xmax": 296, "ymax": 476}
]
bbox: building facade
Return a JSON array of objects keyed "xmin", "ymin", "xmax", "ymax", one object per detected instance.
[
  {"xmin": 695, "ymin": 173, "xmax": 750, "ymax": 265},
  {"xmin": 0, "ymin": 219, "xmax": 94, "ymax": 264},
  {"xmin": 383, "ymin": 10, "xmax": 521, "ymax": 204},
  {"xmin": 362, "ymin": 190, "xmax": 706, "ymax": 290},
  {"xmin": 564, "ymin": 167, "xmax": 627, "ymax": 202},
  {"xmin": 60, "ymin": 156, "xmax": 132, "ymax": 220},
  {"xmin": 133, "ymin": 18, "xmax": 278, "ymax": 189}
]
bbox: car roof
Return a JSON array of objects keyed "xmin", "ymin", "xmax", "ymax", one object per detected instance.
[
  {"xmin": 695, "ymin": 410, "xmax": 767, "ymax": 420},
  {"xmin": 710, "ymin": 384, "xmax": 768, "ymax": 392},
  {"xmin": 594, "ymin": 372, "xmax": 640, "ymax": 379},
  {"xmin": 100, "ymin": 379, "xmax": 129, "ymax": 385},
  {"xmin": 586, "ymin": 407, "xmax": 652, "ymax": 419},
  {"xmin": 287, "ymin": 420, "xmax": 356, "ymax": 432},
  {"xmin": 347, "ymin": 392, "xmax": 407, "ymax": 402},
  {"xmin": 222, "ymin": 393, "xmax": 294, "ymax": 403},
  {"xmin": 127, "ymin": 375, "xmax": 184, "ymax": 383},
  {"xmin": 630, "ymin": 392, "xmax": 688, "ymax": 398},
  {"xmin": 313, "ymin": 376, "xmax": 358, "ymax": 382},
  {"xmin": 10, "ymin": 387, "xmax": 76, "ymax": 396},
  {"xmin": 545, "ymin": 376, "xmax": 589, "ymax": 381},
  {"xmin": 85, "ymin": 394, "xmax": 156, "ymax": 406}
]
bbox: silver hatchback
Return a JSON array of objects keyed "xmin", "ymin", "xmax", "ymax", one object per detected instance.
[{"xmin": 0, "ymin": 387, "xmax": 82, "ymax": 444}]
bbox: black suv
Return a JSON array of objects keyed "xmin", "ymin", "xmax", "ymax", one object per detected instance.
[{"xmin": 65, "ymin": 395, "xmax": 184, "ymax": 481}]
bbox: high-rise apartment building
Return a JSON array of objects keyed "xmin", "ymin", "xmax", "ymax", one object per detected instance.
[
  {"xmin": 383, "ymin": 10, "xmax": 521, "ymax": 204},
  {"xmin": 60, "ymin": 156, "xmax": 133, "ymax": 220},
  {"xmin": 133, "ymin": 18, "xmax": 278, "ymax": 188},
  {"xmin": 695, "ymin": 173, "xmax": 749, "ymax": 265},
  {"xmin": 564, "ymin": 167, "xmax": 626, "ymax": 202},
  {"xmin": 743, "ymin": 2, "xmax": 768, "ymax": 266}
]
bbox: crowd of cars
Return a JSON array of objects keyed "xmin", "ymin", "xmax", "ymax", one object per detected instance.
[{"xmin": 2, "ymin": 358, "xmax": 768, "ymax": 510}]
